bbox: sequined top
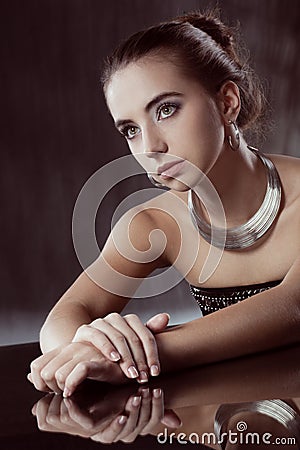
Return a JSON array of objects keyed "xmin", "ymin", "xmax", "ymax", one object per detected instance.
[{"xmin": 190, "ymin": 279, "xmax": 283, "ymax": 316}]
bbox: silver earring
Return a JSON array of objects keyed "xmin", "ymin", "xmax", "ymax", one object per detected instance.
[
  {"xmin": 227, "ymin": 120, "xmax": 240, "ymax": 151},
  {"xmin": 147, "ymin": 173, "xmax": 165, "ymax": 188}
]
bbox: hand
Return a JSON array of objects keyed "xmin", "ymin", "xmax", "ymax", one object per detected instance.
[
  {"xmin": 32, "ymin": 385, "xmax": 182, "ymax": 443},
  {"xmin": 28, "ymin": 341, "xmax": 128, "ymax": 396},
  {"xmin": 72, "ymin": 312, "xmax": 170, "ymax": 384}
]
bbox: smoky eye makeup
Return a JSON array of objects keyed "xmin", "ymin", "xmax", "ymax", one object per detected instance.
[
  {"xmin": 117, "ymin": 97, "xmax": 183, "ymax": 139},
  {"xmin": 155, "ymin": 101, "xmax": 182, "ymax": 121},
  {"xmin": 119, "ymin": 124, "xmax": 140, "ymax": 140}
]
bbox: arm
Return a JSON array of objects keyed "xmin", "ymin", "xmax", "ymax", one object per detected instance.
[
  {"xmin": 29, "ymin": 205, "xmax": 170, "ymax": 390},
  {"xmin": 40, "ymin": 205, "xmax": 168, "ymax": 353},
  {"xmin": 155, "ymin": 256, "xmax": 300, "ymax": 372}
]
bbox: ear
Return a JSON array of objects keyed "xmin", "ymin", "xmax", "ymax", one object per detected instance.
[{"xmin": 217, "ymin": 80, "xmax": 241, "ymax": 122}]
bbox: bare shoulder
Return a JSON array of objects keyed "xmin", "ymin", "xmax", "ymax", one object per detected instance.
[
  {"xmin": 267, "ymin": 152, "xmax": 300, "ymax": 206},
  {"xmin": 133, "ymin": 189, "xmax": 189, "ymax": 228},
  {"xmin": 109, "ymin": 191, "xmax": 185, "ymax": 268}
]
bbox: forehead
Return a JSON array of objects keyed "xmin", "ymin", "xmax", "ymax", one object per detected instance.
[{"xmin": 105, "ymin": 57, "xmax": 201, "ymax": 119}]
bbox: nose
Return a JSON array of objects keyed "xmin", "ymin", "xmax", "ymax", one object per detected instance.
[{"xmin": 142, "ymin": 125, "xmax": 168, "ymax": 158}]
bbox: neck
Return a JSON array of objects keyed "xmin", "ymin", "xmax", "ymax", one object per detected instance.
[{"xmin": 193, "ymin": 141, "xmax": 267, "ymax": 228}]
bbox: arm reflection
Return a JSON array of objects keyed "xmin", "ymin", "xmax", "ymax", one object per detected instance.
[{"xmin": 32, "ymin": 344, "xmax": 300, "ymax": 446}]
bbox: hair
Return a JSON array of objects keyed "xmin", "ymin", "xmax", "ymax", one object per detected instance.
[{"xmin": 101, "ymin": 8, "xmax": 267, "ymax": 138}]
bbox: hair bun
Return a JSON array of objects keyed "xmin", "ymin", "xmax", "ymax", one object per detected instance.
[{"xmin": 175, "ymin": 10, "xmax": 234, "ymax": 55}]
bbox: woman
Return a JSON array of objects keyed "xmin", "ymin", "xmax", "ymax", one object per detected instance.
[{"xmin": 29, "ymin": 9, "xmax": 300, "ymax": 400}]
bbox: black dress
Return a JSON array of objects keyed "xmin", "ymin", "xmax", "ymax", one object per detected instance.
[{"xmin": 189, "ymin": 279, "xmax": 283, "ymax": 316}]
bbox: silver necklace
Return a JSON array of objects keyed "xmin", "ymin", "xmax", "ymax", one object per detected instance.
[{"xmin": 188, "ymin": 146, "xmax": 282, "ymax": 250}]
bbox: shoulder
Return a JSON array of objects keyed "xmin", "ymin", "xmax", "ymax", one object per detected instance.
[
  {"xmin": 110, "ymin": 191, "xmax": 184, "ymax": 267},
  {"xmin": 266, "ymin": 152, "xmax": 300, "ymax": 207},
  {"xmin": 118, "ymin": 189, "xmax": 189, "ymax": 265}
]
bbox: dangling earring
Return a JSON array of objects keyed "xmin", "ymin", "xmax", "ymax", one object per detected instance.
[
  {"xmin": 147, "ymin": 173, "xmax": 165, "ymax": 188},
  {"xmin": 226, "ymin": 120, "xmax": 240, "ymax": 151}
]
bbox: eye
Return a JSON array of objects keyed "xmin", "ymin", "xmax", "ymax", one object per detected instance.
[
  {"xmin": 120, "ymin": 125, "xmax": 140, "ymax": 140},
  {"xmin": 156, "ymin": 103, "xmax": 179, "ymax": 120}
]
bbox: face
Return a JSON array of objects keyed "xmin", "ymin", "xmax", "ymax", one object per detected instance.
[{"xmin": 106, "ymin": 56, "xmax": 226, "ymax": 191}]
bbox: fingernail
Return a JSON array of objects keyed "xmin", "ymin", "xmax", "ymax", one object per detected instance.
[
  {"xmin": 139, "ymin": 387, "xmax": 150, "ymax": 398},
  {"xmin": 110, "ymin": 351, "xmax": 120, "ymax": 361},
  {"xmin": 118, "ymin": 415, "xmax": 127, "ymax": 425},
  {"xmin": 63, "ymin": 388, "xmax": 71, "ymax": 398},
  {"xmin": 153, "ymin": 388, "xmax": 162, "ymax": 398},
  {"xmin": 132, "ymin": 396, "xmax": 141, "ymax": 407},
  {"xmin": 127, "ymin": 366, "xmax": 139, "ymax": 378},
  {"xmin": 138, "ymin": 370, "xmax": 148, "ymax": 383},
  {"xmin": 150, "ymin": 365, "xmax": 159, "ymax": 376}
]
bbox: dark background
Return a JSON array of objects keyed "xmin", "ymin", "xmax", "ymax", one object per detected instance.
[{"xmin": 1, "ymin": 0, "xmax": 300, "ymax": 345}]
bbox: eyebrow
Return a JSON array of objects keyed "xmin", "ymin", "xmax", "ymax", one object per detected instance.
[{"xmin": 114, "ymin": 91, "xmax": 183, "ymax": 129}]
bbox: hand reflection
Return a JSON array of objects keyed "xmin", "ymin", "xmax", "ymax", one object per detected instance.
[{"xmin": 32, "ymin": 384, "xmax": 182, "ymax": 443}]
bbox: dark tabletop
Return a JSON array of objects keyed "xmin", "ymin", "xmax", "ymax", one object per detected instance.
[{"xmin": 1, "ymin": 342, "xmax": 300, "ymax": 449}]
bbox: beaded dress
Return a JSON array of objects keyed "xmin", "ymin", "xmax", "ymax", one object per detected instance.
[{"xmin": 189, "ymin": 279, "xmax": 282, "ymax": 316}]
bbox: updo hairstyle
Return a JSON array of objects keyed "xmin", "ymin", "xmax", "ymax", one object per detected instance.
[{"xmin": 102, "ymin": 9, "xmax": 267, "ymax": 137}]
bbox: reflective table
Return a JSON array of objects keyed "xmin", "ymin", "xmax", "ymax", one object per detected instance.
[{"xmin": 1, "ymin": 342, "xmax": 299, "ymax": 449}]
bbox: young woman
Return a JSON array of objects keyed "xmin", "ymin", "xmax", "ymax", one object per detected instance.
[{"xmin": 29, "ymin": 10, "xmax": 300, "ymax": 399}]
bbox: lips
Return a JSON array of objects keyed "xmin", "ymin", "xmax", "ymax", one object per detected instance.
[
  {"xmin": 157, "ymin": 160, "xmax": 184, "ymax": 175},
  {"xmin": 157, "ymin": 160, "xmax": 186, "ymax": 179}
]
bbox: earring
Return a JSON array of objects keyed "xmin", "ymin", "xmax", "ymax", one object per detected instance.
[
  {"xmin": 227, "ymin": 120, "xmax": 240, "ymax": 151},
  {"xmin": 147, "ymin": 173, "xmax": 165, "ymax": 188}
]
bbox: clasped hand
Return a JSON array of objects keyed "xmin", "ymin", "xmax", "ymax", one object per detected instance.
[{"xmin": 28, "ymin": 312, "xmax": 170, "ymax": 397}]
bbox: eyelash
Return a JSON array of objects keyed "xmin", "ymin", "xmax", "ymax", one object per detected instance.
[
  {"xmin": 119, "ymin": 101, "xmax": 181, "ymax": 140},
  {"xmin": 156, "ymin": 102, "xmax": 181, "ymax": 120}
]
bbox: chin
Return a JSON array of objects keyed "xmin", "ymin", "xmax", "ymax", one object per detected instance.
[{"xmin": 167, "ymin": 179, "xmax": 191, "ymax": 192}]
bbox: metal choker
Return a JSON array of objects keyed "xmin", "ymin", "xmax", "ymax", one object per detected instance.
[{"xmin": 188, "ymin": 146, "xmax": 282, "ymax": 250}]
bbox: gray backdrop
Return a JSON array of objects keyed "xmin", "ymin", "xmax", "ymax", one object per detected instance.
[{"xmin": 1, "ymin": 0, "xmax": 300, "ymax": 345}]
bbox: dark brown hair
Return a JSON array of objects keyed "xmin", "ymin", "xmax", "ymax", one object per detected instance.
[{"xmin": 101, "ymin": 9, "xmax": 267, "ymax": 136}]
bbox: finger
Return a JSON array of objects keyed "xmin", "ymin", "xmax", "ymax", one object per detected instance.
[
  {"xmin": 30, "ymin": 351, "xmax": 59, "ymax": 393},
  {"xmin": 91, "ymin": 415, "xmax": 128, "ymax": 443},
  {"xmin": 109, "ymin": 393, "xmax": 142, "ymax": 443},
  {"xmin": 146, "ymin": 313, "xmax": 170, "ymax": 332},
  {"xmin": 138, "ymin": 388, "xmax": 164, "ymax": 436},
  {"xmin": 45, "ymin": 394, "xmax": 64, "ymax": 429},
  {"xmin": 64, "ymin": 397, "xmax": 95, "ymax": 431},
  {"xmin": 91, "ymin": 316, "xmax": 142, "ymax": 380},
  {"xmin": 40, "ymin": 360, "xmax": 64, "ymax": 394},
  {"xmin": 123, "ymin": 314, "xmax": 161, "ymax": 379},
  {"xmin": 120, "ymin": 388, "xmax": 152, "ymax": 442},
  {"xmin": 63, "ymin": 361, "xmax": 106, "ymax": 398},
  {"xmin": 161, "ymin": 409, "xmax": 183, "ymax": 429},
  {"xmin": 34, "ymin": 394, "xmax": 56, "ymax": 432},
  {"xmin": 73, "ymin": 324, "xmax": 121, "ymax": 362},
  {"xmin": 54, "ymin": 359, "xmax": 82, "ymax": 392}
]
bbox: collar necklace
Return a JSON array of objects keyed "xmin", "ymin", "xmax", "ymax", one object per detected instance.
[{"xmin": 188, "ymin": 146, "xmax": 282, "ymax": 250}]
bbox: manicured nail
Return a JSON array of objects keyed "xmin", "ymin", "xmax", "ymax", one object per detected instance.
[
  {"xmin": 132, "ymin": 396, "xmax": 141, "ymax": 407},
  {"xmin": 140, "ymin": 387, "xmax": 150, "ymax": 398},
  {"xmin": 153, "ymin": 388, "xmax": 162, "ymax": 398},
  {"xmin": 138, "ymin": 370, "xmax": 148, "ymax": 383},
  {"xmin": 127, "ymin": 366, "xmax": 139, "ymax": 378},
  {"xmin": 63, "ymin": 388, "xmax": 71, "ymax": 398},
  {"xmin": 118, "ymin": 415, "xmax": 127, "ymax": 425},
  {"xmin": 150, "ymin": 365, "xmax": 159, "ymax": 376},
  {"xmin": 110, "ymin": 351, "xmax": 120, "ymax": 361}
]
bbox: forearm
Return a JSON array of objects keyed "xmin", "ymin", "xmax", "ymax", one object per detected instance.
[
  {"xmin": 39, "ymin": 270, "xmax": 129, "ymax": 354},
  {"xmin": 40, "ymin": 302, "xmax": 93, "ymax": 353},
  {"xmin": 156, "ymin": 283, "xmax": 300, "ymax": 372}
]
